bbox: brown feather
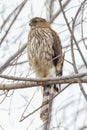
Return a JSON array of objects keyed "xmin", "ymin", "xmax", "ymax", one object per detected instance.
[
  {"xmin": 51, "ymin": 29, "xmax": 64, "ymax": 76},
  {"xmin": 27, "ymin": 17, "xmax": 64, "ymax": 122}
]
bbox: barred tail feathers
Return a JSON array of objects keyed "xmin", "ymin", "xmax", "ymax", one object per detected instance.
[{"xmin": 40, "ymin": 85, "xmax": 57, "ymax": 122}]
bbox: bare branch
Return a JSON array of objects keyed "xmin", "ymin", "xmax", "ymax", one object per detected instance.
[
  {"xmin": 0, "ymin": 43, "xmax": 26, "ymax": 73},
  {"xmin": 58, "ymin": 0, "xmax": 87, "ymax": 67},
  {"xmin": 0, "ymin": 0, "xmax": 28, "ymax": 45},
  {"xmin": 50, "ymin": 0, "xmax": 71, "ymax": 23},
  {"xmin": 0, "ymin": 72, "xmax": 87, "ymax": 90},
  {"xmin": 0, "ymin": 72, "xmax": 87, "ymax": 82}
]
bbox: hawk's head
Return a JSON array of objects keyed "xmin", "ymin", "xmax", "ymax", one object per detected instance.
[{"xmin": 29, "ymin": 17, "xmax": 50, "ymax": 28}]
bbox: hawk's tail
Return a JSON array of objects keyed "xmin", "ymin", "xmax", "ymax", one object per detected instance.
[{"xmin": 40, "ymin": 85, "xmax": 58, "ymax": 122}]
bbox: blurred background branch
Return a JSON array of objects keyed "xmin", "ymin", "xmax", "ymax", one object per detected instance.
[{"xmin": 0, "ymin": 0, "xmax": 87, "ymax": 130}]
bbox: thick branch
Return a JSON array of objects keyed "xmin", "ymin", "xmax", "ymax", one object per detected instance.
[
  {"xmin": 0, "ymin": 72, "xmax": 87, "ymax": 82},
  {"xmin": 0, "ymin": 77, "xmax": 87, "ymax": 90}
]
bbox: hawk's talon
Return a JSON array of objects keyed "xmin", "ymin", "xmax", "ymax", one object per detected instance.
[{"xmin": 38, "ymin": 82, "xmax": 45, "ymax": 87}]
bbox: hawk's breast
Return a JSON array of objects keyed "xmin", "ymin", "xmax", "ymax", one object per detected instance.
[{"xmin": 27, "ymin": 27, "xmax": 55, "ymax": 77}]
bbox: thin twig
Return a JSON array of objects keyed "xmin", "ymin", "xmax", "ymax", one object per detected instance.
[
  {"xmin": 19, "ymin": 83, "xmax": 71, "ymax": 122},
  {"xmin": 0, "ymin": 0, "xmax": 28, "ymax": 45},
  {"xmin": 0, "ymin": 43, "xmax": 26, "ymax": 73},
  {"xmin": 50, "ymin": 0, "xmax": 71, "ymax": 23},
  {"xmin": 58, "ymin": 0, "xmax": 87, "ymax": 67}
]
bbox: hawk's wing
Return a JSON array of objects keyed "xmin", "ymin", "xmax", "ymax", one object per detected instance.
[
  {"xmin": 40, "ymin": 30, "xmax": 64, "ymax": 122},
  {"xmin": 51, "ymin": 29, "xmax": 64, "ymax": 76}
]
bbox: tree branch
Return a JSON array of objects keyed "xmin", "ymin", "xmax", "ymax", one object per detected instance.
[
  {"xmin": 0, "ymin": 72, "xmax": 87, "ymax": 82},
  {"xmin": 58, "ymin": 0, "xmax": 87, "ymax": 67},
  {"xmin": 0, "ymin": 0, "xmax": 28, "ymax": 45},
  {"xmin": 0, "ymin": 72, "xmax": 87, "ymax": 90},
  {"xmin": 0, "ymin": 43, "xmax": 26, "ymax": 73},
  {"xmin": 50, "ymin": 0, "xmax": 71, "ymax": 23}
]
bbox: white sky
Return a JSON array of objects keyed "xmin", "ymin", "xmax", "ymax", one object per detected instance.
[{"xmin": 0, "ymin": 0, "xmax": 87, "ymax": 130}]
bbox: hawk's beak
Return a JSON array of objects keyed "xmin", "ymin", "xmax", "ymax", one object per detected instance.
[{"xmin": 29, "ymin": 21, "xmax": 32, "ymax": 26}]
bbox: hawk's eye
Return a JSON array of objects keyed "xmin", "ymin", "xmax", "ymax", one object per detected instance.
[
  {"xmin": 40, "ymin": 19, "xmax": 45, "ymax": 22},
  {"xmin": 33, "ymin": 20, "xmax": 38, "ymax": 23}
]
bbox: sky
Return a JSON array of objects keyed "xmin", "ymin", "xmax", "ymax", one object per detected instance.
[{"xmin": 0, "ymin": 0, "xmax": 87, "ymax": 130}]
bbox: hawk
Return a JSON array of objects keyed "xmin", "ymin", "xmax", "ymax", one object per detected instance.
[{"xmin": 27, "ymin": 17, "xmax": 63, "ymax": 122}]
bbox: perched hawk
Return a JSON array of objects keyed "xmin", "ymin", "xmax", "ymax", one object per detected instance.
[{"xmin": 27, "ymin": 17, "xmax": 63, "ymax": 122}]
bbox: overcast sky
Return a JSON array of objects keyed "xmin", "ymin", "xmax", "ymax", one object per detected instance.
[{"xmin": 0, "ymin": 0, "xmax": 87, "ymax": 130}]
